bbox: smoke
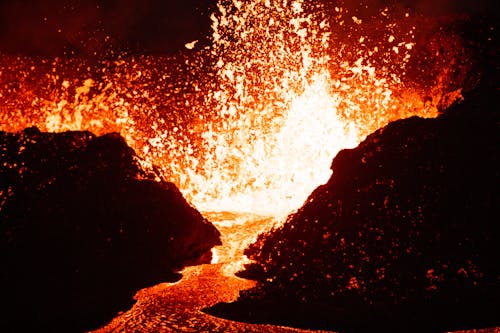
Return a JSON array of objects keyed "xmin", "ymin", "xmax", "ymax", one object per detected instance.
[{"xmin": 0, "ymin": 0, "xmax": 215, "ymax": 56}]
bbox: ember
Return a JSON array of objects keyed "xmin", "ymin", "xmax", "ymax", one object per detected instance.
[
  {"xmin": 1, "ymin": 0, "xmax": 494, "ymax": 332},
  {"xmin": 0, "ymin": 1, "xmax": 468, "ymax": 278},
  {"xmin": 0, "ymin": 1, "xmax": 464, "ymax": 218}
]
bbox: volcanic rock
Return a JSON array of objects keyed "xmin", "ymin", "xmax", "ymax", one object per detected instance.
[
  {"xmin": 207, "ymin": 84, "xmax": 499, "ymax": 331},
  {"xmin": 0, "ymin": 128, "xmax": 221, "ymax": 332}
]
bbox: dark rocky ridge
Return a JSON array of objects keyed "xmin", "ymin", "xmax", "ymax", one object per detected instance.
[
  {"xmin": 207, "ymin": 72, "xmax": 500, "ymax": 332},
  {"xmin": 0, "ymin": 128, "xmax": 221, "ymax": 332}
]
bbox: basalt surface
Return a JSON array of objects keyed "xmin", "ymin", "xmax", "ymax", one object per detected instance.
[
  {"xmin": 0, "ymin": 128, "xmax": 221, "ymax": 332},
  {"xmin": 207, "ymin": 76, "xmax": 500, "ymax": 332}
]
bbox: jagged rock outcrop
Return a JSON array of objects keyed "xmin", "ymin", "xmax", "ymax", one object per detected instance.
[
  {"xmin": 0, "ymin": 128, "xmax": 221, "ymax": 332},
  {"xmin": 207, "ymin": 83, "xmax": 499, "ymax": 332}
]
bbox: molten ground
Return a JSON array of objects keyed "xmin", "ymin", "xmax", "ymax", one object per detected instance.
[
  {"xmin": 92, "ymin": 212, "xmax": 499, "ymax": 333},
  {"xmin": 93, "ymin": 212, "xmax": 321, "ymax": 333}
]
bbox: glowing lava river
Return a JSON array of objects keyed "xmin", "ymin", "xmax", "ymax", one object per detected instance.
[{"xmin": 93, "ymin": 212, "xmax": 312, "ymax": 333}]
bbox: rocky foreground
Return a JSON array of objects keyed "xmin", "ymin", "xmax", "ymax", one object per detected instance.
[
  {"xmin": 0, "ymin": 129, "xmax": 221, "ymax": 332},
  {"xmin": 207, "ymin": 68, "xmax": 499, "ymax": 332}
]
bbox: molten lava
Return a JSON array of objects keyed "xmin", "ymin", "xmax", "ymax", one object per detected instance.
[{"xmin": 0, "ymin": 0, "xmax": 468, "ymax": 271}]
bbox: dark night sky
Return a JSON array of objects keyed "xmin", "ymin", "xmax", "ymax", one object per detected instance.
[
  {"xmin": 0, "ymin": 0, "xmax": 496, "ymax": 56},
  {"xmin": 0, "ymin": 0, "xmax": 216, "ymax": 55}
]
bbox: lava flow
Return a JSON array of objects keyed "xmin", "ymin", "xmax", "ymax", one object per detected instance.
[{"xmin": 0, "ymin": 0, "xmax": 472, "ymax": 331}]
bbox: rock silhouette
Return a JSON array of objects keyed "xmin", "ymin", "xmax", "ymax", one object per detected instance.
[
  {"xmin": 0, "ymin": 128, "xmax": 221, "ymax": 332},
  {"xmin": 207, "ymin": 80, "xmax": 499, "ymax": 333}
]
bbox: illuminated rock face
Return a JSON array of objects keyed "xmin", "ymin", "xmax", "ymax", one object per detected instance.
[
  {"xmin": 0, "ymin": 128, "xmax": 221, "ymax": 332},
  {"xmin": 209, "ymin": 86, "xmax": 500, "ymax": 332}
]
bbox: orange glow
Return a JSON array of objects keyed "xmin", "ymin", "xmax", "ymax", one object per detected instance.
[{"xmin": 0, "ymin": 1, "xmax": 466, "ymax": 270}]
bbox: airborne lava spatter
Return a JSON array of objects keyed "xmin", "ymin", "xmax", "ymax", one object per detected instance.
[{"xmin": 1, "ymin": 1, "xmax": 465, "ymax": 262}]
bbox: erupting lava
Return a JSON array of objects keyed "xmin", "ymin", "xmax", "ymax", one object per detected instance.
[{"xmin": 1, "ymin": 0, "xmax": 467, "ymax": 270}]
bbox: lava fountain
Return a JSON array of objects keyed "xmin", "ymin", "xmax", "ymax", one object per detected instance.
[{"xmin": 0, "ymin": 0, "xmax": 468, "ymax": 270}]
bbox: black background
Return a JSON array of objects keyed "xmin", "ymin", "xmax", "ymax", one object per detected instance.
[
  {"xmin": 0, "ymin": 0, "xmax": 216, "ymax": 55},
  {"xmin": 0, "ymin": 0, "xmax": 496, "ymax": 55}
]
